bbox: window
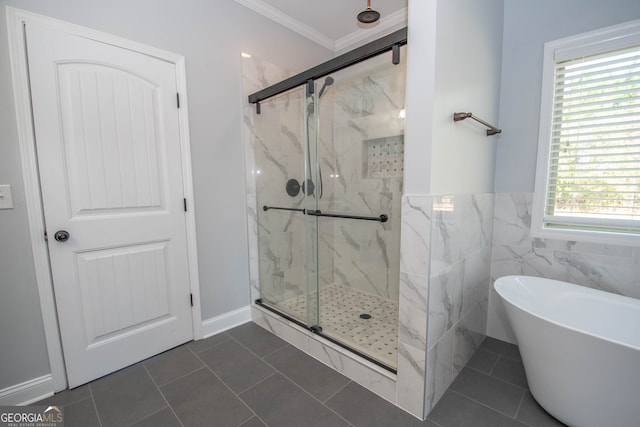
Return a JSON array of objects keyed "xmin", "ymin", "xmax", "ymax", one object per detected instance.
[{"xmin": 533, "ymin": 20, "xmax": 640, "ymax": 244}]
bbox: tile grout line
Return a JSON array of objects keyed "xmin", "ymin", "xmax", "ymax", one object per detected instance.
[
  {"xmin": 86, "ymin": 383, "xmax": 104, "ymax": 427},
  {"xmin": 513, "ymin": 390, "xmax": 527, "ymax": 425},
  {"xmin": 225, "ymin": 331, "xmax": 289, "ymax": 360},
  {"xmin": 487, "ymin": 353, "xmax": 501, "ymax": 376},
  {"xmin": 143, "ymin": 358, "xmax": 207, "ymax": 389},
  {"xmin": 321, "ymin": 380, "xmax": 353, "ymax": 404},
  {"xmin": 235, "ymin": 371, "xmax": 279, "ymax": 396},
  {"xmin": 226, "ymin": 331, "xmax": 354, "ymax": 426},
  {"xmin": 258, "ymin": 360, "xmax": 354, "ymax": 425},
  {"xmin": 141, "ymin": 363, "xmax": 185, "ymax": 427},
  {"xmin": 189, "ymin": 346, "xmax": 264, "ymax": 426},
  {"xmin": 466, "ymin": 363, "xmax": 528, "ymax": 390},
  {"xmin": 463, "ymin": 364, "xmax": 529, "ymax": 392},
  {"xmin": 426, "ymin": 417, "xmax": 446, "ymax": 427},
  {"xmin": 186, "ymin": 333, "xmax": 232, "ymax": 354},
  {"xmin": 448, "ymin": 388, "xmax": 525, "ymax": 420}
]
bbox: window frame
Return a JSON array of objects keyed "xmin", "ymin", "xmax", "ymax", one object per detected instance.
[{"xmin": 532, "ymin": 19, "xmax": 640, "ymax": 246}]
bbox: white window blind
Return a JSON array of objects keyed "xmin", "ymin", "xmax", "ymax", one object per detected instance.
[{"xmin": 543, "ymin": 44, "xmax": 640, "ymax": 234}]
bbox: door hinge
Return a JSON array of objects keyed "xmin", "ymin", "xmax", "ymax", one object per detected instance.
[
  {"xmin": 183, "ymin": 198, "xmax": 187, "ymax": 212},
  {"xmin": 176, "ymin": 93, "xmax": 180, "ymax": 108},
  {"xmin": 190, "ymin": 293, "xmax": 194, "ymax": 307},
  {"xmin": 44, "ymin": 230, "xmax": 48, "ymax": 242}
]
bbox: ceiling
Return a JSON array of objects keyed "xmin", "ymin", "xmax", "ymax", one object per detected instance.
[{"xmin": 233, "ymin": 0, "xmax": 408, "ymax": 52}]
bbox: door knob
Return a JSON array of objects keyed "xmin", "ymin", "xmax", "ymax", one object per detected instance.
[{"xmin": 54, "ymin": 230, "xmax": 70, "ymax": 242}]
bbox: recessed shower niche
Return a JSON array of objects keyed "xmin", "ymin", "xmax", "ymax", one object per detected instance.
[
  {"xmin": 244, "ymin": 31, "xmax": 407, "ymax": 372},
  {"xmin": 363, "ymin": 135, "xmax": 404, "ymax": 179}
]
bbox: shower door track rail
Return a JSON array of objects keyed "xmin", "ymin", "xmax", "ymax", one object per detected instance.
[
  {"xmin": 263, "ymin": 205, "xmax": 388, "ymax": 223},
  {"xmin": 254, "ymin": 298, "xmax": 397, "ymax": 374},
  {"xmin": 248, "ymin": 27, "xmax": 407, "ymax": 106}
]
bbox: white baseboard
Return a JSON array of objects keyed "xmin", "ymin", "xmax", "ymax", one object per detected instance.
[
  {"xmin": 0, "ymin": 375, "xmax": 53, "ymax": 406},
  {"xmin": 201, "ymin": 305, "xmax": 251, "ymax": 338}
]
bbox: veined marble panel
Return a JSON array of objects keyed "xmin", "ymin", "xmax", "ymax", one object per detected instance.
[
  {"xmin": 452, "ymin": 303, "xmax": 486, "ymax": 375},
  {"xmin": 431, "ymin": 194, "xmax": 494, "ymax": 277},
  {"xmin": 425, "ymin": 193, "xmax": 493, "ymax": 413},
  {"xmin": 425, "ymin": 328, "xmax": 454, "ymax": 414},
  {"xmin": 396, "ymin": 341, "xmax": 426, "ymax": 417},
  {"xmin": 400, "ymin": 196, "xmax": 432, "ymax": 279},
  {"xmin": 488, "ymin": 192, "xmax": 640, "ymax": 342}
]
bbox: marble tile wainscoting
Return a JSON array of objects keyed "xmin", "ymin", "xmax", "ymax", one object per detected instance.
[
  {"xmin": 396, "ymin": 193, "xmax": 495, "ymax": 417},
  {"xmin": 488, "ymin": 192, "xmax": 640, "ymax": 343}
]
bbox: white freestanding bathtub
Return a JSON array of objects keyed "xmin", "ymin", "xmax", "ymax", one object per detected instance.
[{"xmin": 494, "ymin": 275, "xmax": 640, "ymax": 427}]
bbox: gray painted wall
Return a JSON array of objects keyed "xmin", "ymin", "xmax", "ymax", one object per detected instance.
[
  {"xmin": 0, "ymin": 0, "xmax": 331, "ymax": 390},
  {"xmin": 404, "ymin": 0, "xmax": 503, "ymax": 196},
  {"xmin": 494, "ymin": 0, "xmax": 640, "ymax": 193}
]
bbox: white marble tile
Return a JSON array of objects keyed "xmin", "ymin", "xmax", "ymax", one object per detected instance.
[
  {"xmin": 452, "ymin": 306, "xmax": 485, "ymax": 375},
  {"xmin": 400, "ymin": 196, "xmax": 432, "ymax": 279},
  {"xmin": 306, "ymin": 336, "xmax": 398, "ymax": 404},
  {"xmin": 398, "ymin": 271, "xmax": 428, "ymax": 350},
  {"xmin": 492, "ymin": 192, "xmax": 534, "ymax": 247},
  {"xmin": 427, "ymin": 262, "xmax": 463, "ymax": 349},
  {"xmin": 431, "ymin": 194, "xmax": 492, "ymax": 277},
  {"xmin": 488, "ymin": 191, "xmax": 640, "ymax": 343},
  {"xmin": 552, "ymin": 251, "xmax": 640, "ymax": 298},
  {"xmin": 490, "ymin": 244, "xmax": 554, "ymax": 282},
  {"xmin": 425, "ymin": 329, "xmax": 454, "ymax": 414},
  {"xmin": 241, "ymin": 56, "xmax": 291, "ymax": 99},
  {"xmin": 486, "ymin": 288, "xmax": 517, "ymax": 344},
  {"xmin": 396, "ymin": 341, "xmax": 426, "ymax": 418},
  {"xmin": 461, "ymin": 247, "xmax": 492, "ymax": 319},
  {"xmin": 251, "ymin": 306, "xmax": 311, "ymax": 351}
]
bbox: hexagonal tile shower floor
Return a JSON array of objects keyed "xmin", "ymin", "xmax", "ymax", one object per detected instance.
[{"xmin": 277, "ymin": 283, "xmax": 398, "ymax": 369}]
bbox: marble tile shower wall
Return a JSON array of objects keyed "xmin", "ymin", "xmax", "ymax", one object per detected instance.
[
  {"xmin": 320, "ymin": 64, "xmax": 407, "ymax": 301},
  {"xmin": 242, "ymin": 54, "xmax": 406, "ymax": 308},
  {"xmin": 242, "ymin": 56, "xmax": 299, "ymax": 304},
  {"xmin": 489, "ymin": 192, "xmax": 640, "ymax": 341},
  {"xmin": 252, "ymin": 91, "xmax": 311, "ymax": 305}
]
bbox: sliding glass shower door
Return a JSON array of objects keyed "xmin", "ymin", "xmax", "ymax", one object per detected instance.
[
  {"xmin": 308, "ymin": 46, "xmax": 407, "ymax": 369},
  {"xmin": 253, "ymin": 43, "xmax": 406, "ymax": 371}
]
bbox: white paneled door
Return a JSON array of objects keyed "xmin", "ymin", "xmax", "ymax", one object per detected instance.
[{"xmin": 25, "ymin": 23, "xmax": 194, "ymax": 387}]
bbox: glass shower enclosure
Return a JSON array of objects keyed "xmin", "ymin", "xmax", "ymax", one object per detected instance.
[{"xmin": 249, "ymin": 30, "xmax": 407, "ymax": 370}]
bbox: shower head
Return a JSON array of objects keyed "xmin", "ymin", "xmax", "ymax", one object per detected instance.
[
  {"xmin": 357, "ymin": 0, "xmax": 380, "ymax": 24},
  {"xmin": 307, "ymin": 76, "xmax": 335, "ymax": 115},
  {"xmin": 318, "ymin": 76, "xmax": 334, "ymax": 98}
]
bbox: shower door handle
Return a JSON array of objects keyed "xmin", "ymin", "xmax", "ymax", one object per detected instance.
[{"xmin": 306, "ymin": 210, "xmax": 388, "ymax": 223}]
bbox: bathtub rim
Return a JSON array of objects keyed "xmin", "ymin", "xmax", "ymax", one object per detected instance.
[{"xmin": 494, "ymin": 275, "xmax": 640, "ymax": 352}]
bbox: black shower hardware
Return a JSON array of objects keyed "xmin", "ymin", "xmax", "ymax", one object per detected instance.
[
  {"xmin": 357, "ymin": 0, "xmax": 381, "ymax": 24},
  {"xmin": 286, "ymin": 178, "xmax": 301, "ymax": 197},
  {"xmin": 263, "ymin": 205, "xmax": 388, "ymax": 223},
  {"xmin": 318, "ymin": 76, "xmax": 334, "ymax": 98},
  {"xmin": 262, "ymin": 206, "xmax": 305, "ymax": 213},
  {"xmin": 248, "ymin": 28, "xmax": 406, "ymax": 108},
  {"xmin": 304, "ymin": 75, "xmax": 334, "ymax": 199},
  {"xmin": 285, "ymin": 178, "xmax": 317, "ymax": 197}
]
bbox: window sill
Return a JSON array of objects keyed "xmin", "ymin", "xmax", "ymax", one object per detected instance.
[{"xmin": 530, "ymin": 224, "xmax": 640, "ymax": 247}]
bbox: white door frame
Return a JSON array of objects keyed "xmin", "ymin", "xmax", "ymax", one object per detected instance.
[{"xmin": 6, "ymin": 7, "xmax": 203, "ymax": 392}]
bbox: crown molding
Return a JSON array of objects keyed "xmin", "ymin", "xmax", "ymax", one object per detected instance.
[
  {"xmin": 335, "ymin": 7, "xmax": 408, "ymax": 53},
  {"xmin": 234, "ymin": 0, "xmax": 335, "ymax": 51}
]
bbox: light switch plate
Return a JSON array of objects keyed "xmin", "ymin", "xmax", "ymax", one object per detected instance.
[{"xmin": 0, "ymin": 185, "xmax": 14, "ymax": 209}]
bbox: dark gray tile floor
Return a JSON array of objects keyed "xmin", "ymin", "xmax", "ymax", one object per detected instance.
[{"xmin": 36, "ymin": 323, "xmax": 566, "ymax": 427}]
